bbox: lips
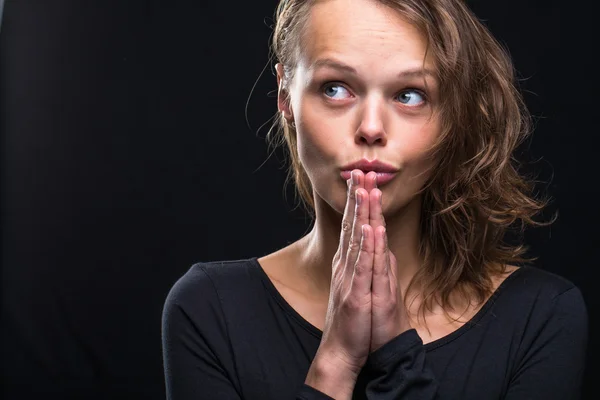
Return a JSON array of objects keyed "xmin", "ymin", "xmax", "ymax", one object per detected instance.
[
  {"xmin": 340, "ymin": 170, "xmax": 397, "ymax": 185},
  {"xmin": 340, "ymin": 158, "xmax": 399, "ymax": 173},
  {"xmin": 340, "ymin": 158, "xmax": 399, "ymax": 186}
]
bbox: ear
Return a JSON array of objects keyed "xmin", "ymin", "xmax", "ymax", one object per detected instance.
[{"xmin": 275, "ymin": 63, "xmax": 294, "ymax": 123}]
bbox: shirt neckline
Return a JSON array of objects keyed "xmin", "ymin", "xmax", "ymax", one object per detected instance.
[{"xmin": 249, "ymin": 256, "xmax": 525, "ymax": 350}]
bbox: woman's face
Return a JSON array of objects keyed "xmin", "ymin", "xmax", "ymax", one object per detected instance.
[{"xmin": 279, "ymin": 0, "xmax": 442, "ymax": 216}]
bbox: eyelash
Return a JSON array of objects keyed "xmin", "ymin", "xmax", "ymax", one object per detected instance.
[{"xmin": 320, "ymin": 81, "xmax": 429, "ymax": 106}]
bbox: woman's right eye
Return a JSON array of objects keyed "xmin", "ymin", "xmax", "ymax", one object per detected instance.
[{"xmin": 323, "ymin": 84, "xmax": 351, "ymax": 100}]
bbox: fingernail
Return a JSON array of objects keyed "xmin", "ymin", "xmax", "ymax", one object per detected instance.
[
  {"xmin": 352, "ymin": 171, "xmax": 359, "ymax": 185},
  {"xmin": 356, "ymin": 190, "xmax": 362, "ymax": 205}
]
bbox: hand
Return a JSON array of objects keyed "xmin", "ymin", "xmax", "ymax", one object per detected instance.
[
  {"xmin": 362, "ymin": 171, "xmax": 412, "ymax": 353},
  {"xmin": 316, "ymin": 169, "xmax": 374, "ymax": 376},
  {"xmin": 306, "ymin": 170, "xmax": 412, "ymax": 399}
]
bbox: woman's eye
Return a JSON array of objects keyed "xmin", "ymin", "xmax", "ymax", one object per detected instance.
[
  {"xmin": 396, "ymin": 89, "xmax": 426, "ymax": 106},
  {"xmin": 322, "ymin": 84, "xmax": 426, "ymax": 106},
  {"xmin": 323, "ymin": 84, "xmax": 351, "ymax": 99}
]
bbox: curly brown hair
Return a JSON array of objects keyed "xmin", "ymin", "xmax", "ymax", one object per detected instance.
[{"xmin": 266, "ymin": 0, "xmax": 557, "ymax": 323}]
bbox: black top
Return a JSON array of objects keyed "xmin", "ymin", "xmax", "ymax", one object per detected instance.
[{"xmin": 161, "ymin": 257, "xmax": 588, "ymax": 399}]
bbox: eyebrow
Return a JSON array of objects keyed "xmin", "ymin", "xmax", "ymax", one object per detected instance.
[{"xmin": 310, "ymin": 58, "xmax": 437, "ymax": 80}]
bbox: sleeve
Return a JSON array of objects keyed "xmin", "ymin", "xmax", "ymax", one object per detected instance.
[
  {"xmin": 353, "ymin": 329, "xmax": 439, "ymax": 399},
  {"xmin": 296, "ymin": 385, "xmax": 335, "ymax": 399},
  {"xmin": 161, "ymin": 265, "xmax": 243, "ymax": 400},
  {"xmin": 505, "ymin": 286, "xmax": 588, "ymax": 399}
]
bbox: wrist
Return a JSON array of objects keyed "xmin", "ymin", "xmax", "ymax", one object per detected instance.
[{"xmin": 305, "ymin": 351, "xmax": 359, "ymax": 400}]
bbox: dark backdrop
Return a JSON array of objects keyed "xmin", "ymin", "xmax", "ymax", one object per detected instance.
[{"xmin": 1, "ymin": 0, "xmax": 597, "ymax": 399}]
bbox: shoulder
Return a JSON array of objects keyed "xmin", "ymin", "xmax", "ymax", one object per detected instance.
[
  {"xmin": 497, "ymin": 265, "xmax": 588, "ymax": 330},
  {"xmin": 163, "ymin": 257, "xmax": 261, "ymax": 313},
  {"xmin": 506, "ymin": 265, "xmax": 584, "ymax": 302},
  {"xmin": 492, "ymin": 266, "xmax": 589, "ymax": 383},
  {"xmin": 161, "ymin": 259, "xmax": 263, "ymax": 375}
]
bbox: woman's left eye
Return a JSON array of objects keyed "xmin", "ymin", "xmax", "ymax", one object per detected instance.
[{"xmin": 396, "ymin": 89, "xmax": 426, "ymax": 106}]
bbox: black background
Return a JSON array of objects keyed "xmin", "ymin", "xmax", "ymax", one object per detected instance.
[{"xmin": 1, "ymin": 0, "xmax": 597, "ymax": 399}]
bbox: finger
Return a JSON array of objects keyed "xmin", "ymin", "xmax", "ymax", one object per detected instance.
[
  {"xmin": 345, "ymin": 186, "xmax": 371, "ymax": 279},
  {"xmin": 369, "ymin": 187, "xmax": 386, "ymax": 232},
  {"xmin": 387, "ymin": 241, "xmax": 397, "ymax": 282},
  {"xmin": 350, "ymin": 224, "xmax": 375, "ymax": 297},
  {"xmin": 372, "ymin": 225, "xmax": 391, "ymax": 299},
  {"xmin": 340, "ymin": 170, "xmax": 364, "ymax": 263},
  {"xmin": 364, "ymin": 171, "xmax": 378, "ymax": 193},
  {"xmin": 387, "ymin": 243, "xmax": 399, "ymax": 297}
]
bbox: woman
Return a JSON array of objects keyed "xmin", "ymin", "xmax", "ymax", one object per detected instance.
[{"xmin": 162, "ymin": 0, "xmax": 588, "ymax": 399}]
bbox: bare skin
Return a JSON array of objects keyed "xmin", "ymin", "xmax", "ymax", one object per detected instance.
[
  {"xmin": 258, "ymin": 170, "xmax": 517, "ymax": 399},
  {"xmin": 258, "ymin": 247, "xmax": 517, "ymax": 345},
  {"xmin": 258, "ymin": 171, "xmax": 518, "ymax": 345},
  {"xmin": 263, "ymin": 0, "xmax": 519, "ymax": 397},
  {"xmin": 266, "ymin": 0, "xmax": 518, "ymax": 346}
]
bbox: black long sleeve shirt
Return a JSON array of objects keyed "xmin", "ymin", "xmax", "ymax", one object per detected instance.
[{"xmin": 161, "ymin": 257, "xmax": 588, "ymax": 399}]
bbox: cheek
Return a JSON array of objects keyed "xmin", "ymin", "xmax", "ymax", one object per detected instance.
[
  {"xmin": 400, "ymin": 121, "xmax": 441, "ymax": 190},
  {"xmin": 295, "ymin": 128, "xmax": 335, "ymax": 186},
  {"xmin": 399, "ymin": 116, "xmax": 440, "ymax": 160},
  {"xmin": 294, "ymin": 101, "xmax": 341, "ymax": 170}
]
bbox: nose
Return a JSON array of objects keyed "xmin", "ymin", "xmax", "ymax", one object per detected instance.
[{"xmin": 355, "ymin": 96, "xmax": 387, "ymax": 145}]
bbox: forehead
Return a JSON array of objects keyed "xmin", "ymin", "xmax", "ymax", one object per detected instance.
[{"xmin": 298, "ymin": 0, "xmax": 434, "ymax": 71}]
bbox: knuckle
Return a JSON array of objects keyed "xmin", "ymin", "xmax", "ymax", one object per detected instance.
[
  {"xmin": 353, "ymin": 261, "xmax": 368, "ymax": 276},
  {"xmin": 374, "ymin": 289, "xmax": 393, "ymax": 303},
  {"xmin": 347, "ymin": 238, "xmax": 360, "ymax": 252},
  {"xmin": 374, "ymin": 209, "xmax": 385, "ymax": 223},
  {"xmin": 354, "ymin": 201, "xmax": 362, "ymax": 215},
  {"xmin": 333, "ymin": 250, "xmax": 340, "ymax": 261},
  {"xmin": 372, "ymin": 264, "xmax": 386, "ymax": 275},
  {"xmin": 341, "ymin": 219, "xmax": 352, "ymax": 233},
  {"xmin": 348, "ymin": 186, "xmax": 356, "ymax": 199},
  {"xmin": 361, "ymin": 236, "xmax": 369, "ymax": 249},
  {"xmin": 343, "ymin": 295, "xmax": 364, "ymax": 311},
  {"xmin": 371, "ymin": 292, "xmax": 387, "ymax": 304},
  {"xmin": 333, "ymin": 248, "xmax": 342, "ymax": 261}
]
